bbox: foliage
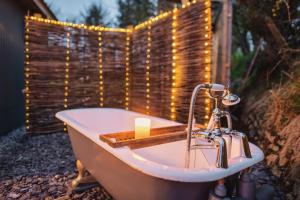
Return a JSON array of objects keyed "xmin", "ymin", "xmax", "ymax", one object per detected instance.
[
  {"xmin": 231, "ymin": 0, "xmax": 300, "ymax": 91},
  {"xmin": 117, "ymin": 0, "xmax": 156, "ymax": 27},
  {"xmin": 231, "ymin": 51, "xmax": 252, "ymax": 81},
  {"xmin": 81, "ymin": 3, "xmax": 108, "ymax": 26},
  {"xmin": 232, "ymin": 3, "xmax": 300, "ymax": 197}
]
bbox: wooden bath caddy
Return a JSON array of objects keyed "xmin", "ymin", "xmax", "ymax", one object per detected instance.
[{"xmin": 99, "ymin": 124, "xmax": 204, "ymax": 149}]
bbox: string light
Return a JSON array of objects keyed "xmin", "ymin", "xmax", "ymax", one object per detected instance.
[
  {"xmin": 25, "ymin": 16, "xmax": 30, "ymax": 131},
  {"xmin": 134, "ymin": 0, "xmax": 200, "ymax": 30},
  {"xmin": 125, "ymin": 32, "xmax": 131, "ymax": 110},
  {"xmin": 28, "ymin": 16, "xmax": 129, "ymax": 33},
  {"xmin": 98, "ymin": 31, "xmax": 104, "ymax": 107},
  {"xmin": 170, "ymin": 8, "xmax": 178, "ymax": 120},
  {"xmin": 204, "ymin": 0, "xmax": 212, "ymax": 125},
  {"xmin": 145, "ymin": 25, "xmax": 152, "ymax": 115},
  {"xmin": 135, "ymin": 11, "xmax": 172, "ymax": 30},
  {"xmin": 27, "ymin": 1, "xmax": 201, "ymax": 35},
  {"xmin": 63, "ymin": 29, "xmax": 71, "ymax": 131}
]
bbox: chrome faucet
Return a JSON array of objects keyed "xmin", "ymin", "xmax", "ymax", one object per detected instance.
[{"xmin": 185, "ymin": 83, "xmax": 252, "ymax": 169}]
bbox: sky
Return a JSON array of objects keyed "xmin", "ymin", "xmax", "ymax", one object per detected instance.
[{"xmin": 44, "ymin": 0, "xmax": 119, "ymax": 25}]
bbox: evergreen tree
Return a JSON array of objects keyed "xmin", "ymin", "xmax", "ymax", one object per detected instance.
[
  {"xmin": 81, "ymin": 3, "xmax": 108, "ymax": 26},
  {"xmin": 117, "ymin": 0, "xmax": 156, "ymax": 27}
]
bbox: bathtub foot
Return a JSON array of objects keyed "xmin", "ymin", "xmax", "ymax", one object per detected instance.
[{"xmin": 71, "ymin": 160, "xmax": 97, "ymax": 189}]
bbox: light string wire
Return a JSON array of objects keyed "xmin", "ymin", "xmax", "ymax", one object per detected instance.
[
  {"xmin": 63, "ymin": 28, "xmax": 71, "ymax": 131},
  {"xmin": 145, "ymin": 25, "xmax": 152, "ymax": 115},
  {"xmin": 204, "ymin": 0, "xmax": 212, "ymax": 124},
  {"xmin": 27, "ymin": 16, "xmax": 129, "ymax": 33},
  {"xmin": 25, "ymin": 16, "xmax": 30, "ymax": 131},
  {"xmin": 98, "ymin": 31, "xmax": 104, "ymax": 107},
  {"xmin": 170, "ymin": 8, "xmax": 178, "ymax": 120},
  {"xmin": 125, "ymin": 32, "xmax": 131, "ymax": 110}
]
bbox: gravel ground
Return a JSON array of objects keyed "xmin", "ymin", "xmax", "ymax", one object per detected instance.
[
  {"xmin": 0, "ymin": 128, "xmax": 112, "ymax": 200},
  {"xmin": 0, "ymin": 128, "xmax": 285, "ymax": 199}
]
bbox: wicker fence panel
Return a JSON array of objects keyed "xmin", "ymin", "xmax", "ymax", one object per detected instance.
[
  {"xmin": 149, "ymin": 17, "xmax": 173, "ymax": 118},
  {"xmin": 175, "ymin": 1, "xmax": 212, "ymax": 123},
  {"xmin": 130, "ymin": 1, "xmax": 212, "ymax": 123},
  {"xmin": 26, "ymin": 22, "xmax": 66, "ymax": 134},
  {"xmin": 68, "ymin": 28, "xmax": 99, "ymax": 109},
  {"xmin": 130, "ymin": 28, "xmax": 148, "ymax": 114},
  {"xmin": 102, "ymin": 31, "xmax": 127, "ymax": 108},
  {"xmin": 25, "ymin": 0, "xmax": 212, "ymax": 134}
]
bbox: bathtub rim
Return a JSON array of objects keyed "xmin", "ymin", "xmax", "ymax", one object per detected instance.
[{"xmin": 56, "ymin": 108, "xmax": 264, "ymax": 183}]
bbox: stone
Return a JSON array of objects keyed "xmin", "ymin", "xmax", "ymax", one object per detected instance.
[
  {"xmin": 286, "ymin": 193, "xmax": 294, "ymax": 200},
  {"xmin": 266, "ymin": 154, "xmax": 278, "ymax": 166},
  {"xmin": 7, "ymin": 192, "xmax": 20, "ymax": 199},
  {"xmin": 56, "ymin": 195, "xmax": 70, "ymax": 200},
  {"xmin": 20, "ymin": 188, "xmax": 28, "ymax": 193},
  {"xmin": 271, "ymin": 166, "xmax": 281, "ymax": 177},
  {"xmin": 271, "ymin": 145, "xmax": 280, "ymax": 152},
  {"xmin": 265, "ymin": 131, "xmax": 276, "ymax": 143},
  {"xmin": 48, "ymin": 186, "xmax": 57, "ymax": 194}
]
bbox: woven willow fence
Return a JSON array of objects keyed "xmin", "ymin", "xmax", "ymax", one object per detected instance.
[{"xmin": 24, "ymin": 0, "xmax": 212, "ymax": 134}]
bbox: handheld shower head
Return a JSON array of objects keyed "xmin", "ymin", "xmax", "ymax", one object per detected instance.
[{"xmin": 222, "ymin": 92, "xmax": 240, "ymax": 106}]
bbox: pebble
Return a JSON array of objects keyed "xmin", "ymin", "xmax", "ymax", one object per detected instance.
[
  {"xmin": 0, "ymin": 130, "xmax": 112, "ymax": 200},
  {"xmin": 7, "ymin": 192, "xmax": 20, "ymax": 199}
]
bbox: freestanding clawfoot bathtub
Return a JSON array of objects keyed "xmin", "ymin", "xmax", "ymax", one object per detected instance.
[{"xmin": 56, "ymin": 108, "xmax": 264, "ymax": 200}]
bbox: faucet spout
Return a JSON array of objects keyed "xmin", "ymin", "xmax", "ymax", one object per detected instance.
[
  {"xmin": 186, "ymin": 84, "xmax": 210, "ymax": 158},
  {"xmin": 236, "ymin": 132, "xmax": 252, "ymax": 158},
  {"xmin": 214, "ymin": 136, "xmax": 228, "ymax": 168}
]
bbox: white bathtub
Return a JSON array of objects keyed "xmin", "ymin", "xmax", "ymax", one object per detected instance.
[{"xmin": 56, "ymin": 108, "xmax": 264, "ymax": 200}]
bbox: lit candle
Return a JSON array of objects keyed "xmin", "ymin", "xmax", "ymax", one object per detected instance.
[{"xmin": 135, "ymin": 118, "xmax": 151, "ymax": 139}]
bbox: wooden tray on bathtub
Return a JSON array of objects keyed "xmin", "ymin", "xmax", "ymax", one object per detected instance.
[{"xmin": 99, "ymin": 124, "xmax": 205, "ymax": 149}]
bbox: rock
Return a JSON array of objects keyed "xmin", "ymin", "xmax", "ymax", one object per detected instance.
[
  {"xmin": 16, "ymin": 176, "xmax": 23, "ymax": 181},
  {"xmin": 265, "ymin": 131, "xmax": 276, "ymax": 143},
  {"xmin": 279, "ymin": 155, "xmax": 288, "ymax": 166},
  {"xmin": 290, "ymin": 166, "xmax": 300, "ymax": 181},
  {"xmin": 286, "ymin": 193, "xmax": 294, "ymax": 200},
  {"xmin": 56, "ymin": 195, "xmax": 70, "ymax": 200},
  {"xmin": 12, "ymin": 185, "xmax": 20, "ymax": 190},
  {"xmin": 48, "ymin": 186, "xmax": 57, "ymax": 194},
  {"xmin": 72, "ymin": 193, "xmax": 84, "ymax": 199},
  {"xmin": 19, "ymin": 194, "xmax": 30, "ymax": 200},
  {"xmin": 7, "ymin": 192, "xmax": 20, "ymax": 199},
  {"xmin": 271, "ymin": 145, "xmax": 280, "ymax": 152},
  {"xmin": 20, "ymin": 188, "xmax": 28, "ymax": 193},
  {"xmin": 271, "ymin": 167, "xmax": 281, "ymax": 177},
  {"xmin": 266, "ymin": 154, "xmax": 278, "ymax": 166},
  {"xmin": 4, "ymin": 180, "xmax": 13, "ymax": 186}
]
